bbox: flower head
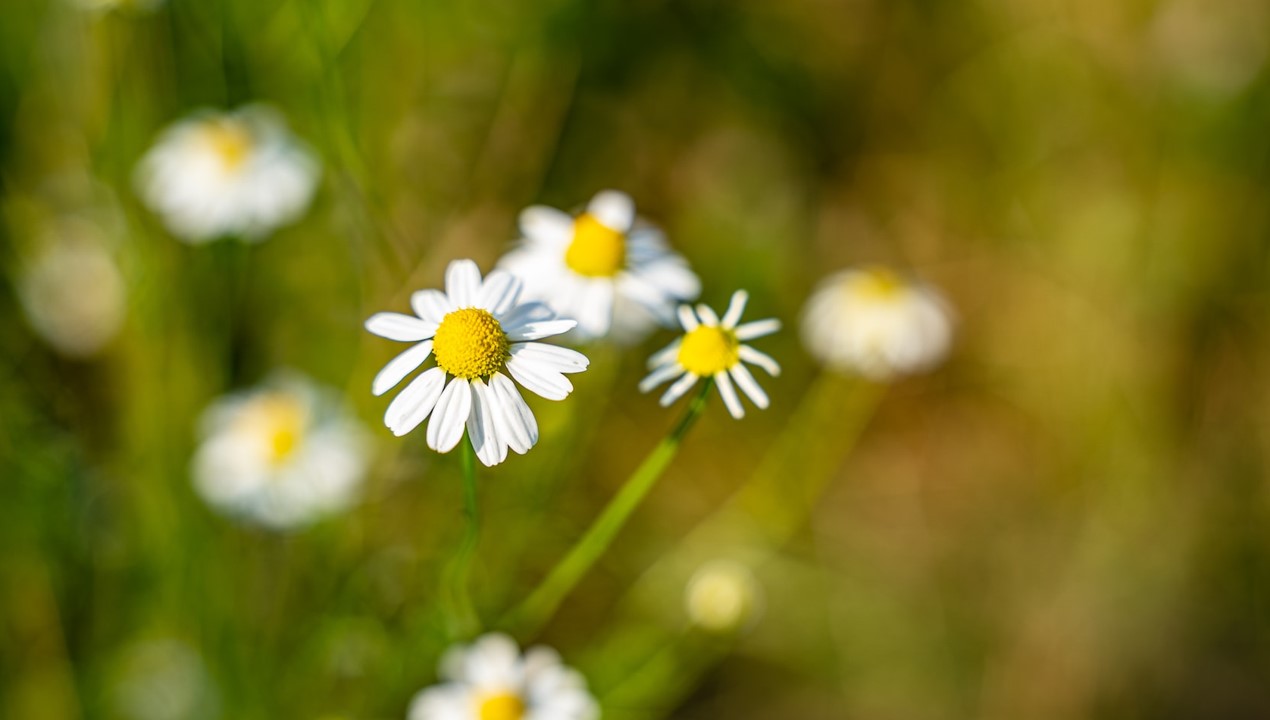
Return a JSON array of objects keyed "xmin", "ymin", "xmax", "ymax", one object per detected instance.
[
  {"xmin": 365, "ymin": 259, "xmax": 589, "ymax": 466},
  {"xmin": 192, "ymin": 374, "xmax": 369, "ymax": 530},
  {"xmin": 800, "ymin": 267, "xmax": 953, "ymax": 380},
  {"xmin": 497, "ymin": 190, "xmax": 700, "ymax": 343},
  {"xmin": 640, "ymin": 290, "xmax": 781, "ymax": 419},
  {"xmin": 408, "ymin": 633, "xmax": 598, "ymax": 720},
  {"xmin": 19, "ymin": 221, "xmax": 126, "ymax": 358},
  {"xmin": 685, "ymin": 559, "xmax": 763, "ymax": 633},
  {"xmin": 135, "ymin": 105, "xmax": 319, "ymax": 242}
]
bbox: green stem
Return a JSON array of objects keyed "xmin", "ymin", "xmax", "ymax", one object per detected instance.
[
  {"xmin": 443, "ymin": 436, "xmax": 481, "ymax": 636},
  {"xmin": 507, "ymin": 379, "xmax": 715, "ymax": 635}
]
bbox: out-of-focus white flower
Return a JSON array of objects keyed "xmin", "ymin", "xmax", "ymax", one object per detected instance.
[
  {"xmin": 640, "ymin": 290, "xmax": 781, "ymax": 419},
  {"xmin": 365, "ymin": 259, "xmax": 589, "ymax": 467},
  {"xmin": 498, "ymin": 190, "xmax": 700, "ymax": 343},
  {"xmin": 408, "ymin": 633, "xmax": 598, "ymax": 720},
  {"xmin": 800, "ymin": 267, "xmax": 953, "ymax": 380},
  {"xmin": 73, "ymin": 0, "xmax": 166, "ymax": 12},
  {"xmin": 685, "ymin": 559, "xmax": 763, "ymax": 633},
  {"xmin": 135, "ymin": 105, "xmax": 319, "ymax": 243},
  {"xmin": 192, "ymin": 374, "xmax": 369, "ymax": 530},
  {"xmin": 18, "ymin": 222, "xmax": 126, "ymax": 358},
  {"xmin": 112, "ymin": 639, "xmax": 219, "ymax": 720}
]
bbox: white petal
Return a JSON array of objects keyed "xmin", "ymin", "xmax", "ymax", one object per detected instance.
[
  {"xmin": 489, "ymin": 372, "xmax": 538, "ymax": 454},
  {"xmin": 411, "ymin": 289, "xmax": 453, "ymax": 324},
  {"xmin": 639, "ymin": 363, "xmax": 683, "ymax": 393},
  {"xmin": 467, "ymin": 380, "xmax": 507, "ymax": 467},
  {"xmin": 445, "ymin": 259, "xmax": 482, "ymax": 308},
  {"xmin": 372, "ymin": 340, "xmax": 433, "ymax": 396},
  {"xmin": 478, "ymin": 270, "xmax": 522, "ymax": 315},
  {"xmin": 715, "ymin": 371, "xmax": 745, "ymax": 419},
  {"xmin": 365, "ymin": 313, "xmax": 437, "ymax": 342},
  {"xmin": 384, "ymin": 368, "xmax": 446, "ymax": 436},
  {"xmin": 587, "ymin": 190, "xmax": 635, "ymax": 232},
  {"xmin": 426, "ymin": 377, "xmax": 473, "ymax": 453},
  {"xmin": 520, "ymin": 205, "xmax": 574, "ymax": 245},
  {"xmin": 659, "ymin": 372, "xmax": 698, "ymax": 406},
  {"xmin": 738, "ymin": 345, "xmax": 781, "ymax": 376},
  {"xmin": 729, "ymin": 363, "xmax": 769, "ymax": 409},
  {"xmin": 647, "ymin": 341, "xmax": 681, "ymax": 369},
  {"xmin": 505, "ymin": 319, "xmax": 577, "ymax": 342},
  {"xmin": 676, "ymin": 305, "xmax": 700, "ymax": 331},
  {"xmin": 510, "ymin": 342, "xmax": 589, "ymax": 373},
  {"xmin": 506, "ymin": 354, "xmax": 574, "ymax": 401},
  {"xmin": 734, "ymin": 318, "xmax": 781, "ymax": 341},
  {"xmin": 695, "ymin": 303, "xmax": 720, "ymax": 326},
  {"xmin": 498, "ymin": 301, "xmax": 557, "ymax": 328},
  {"xmin": 721, "ymin": 290, "xmax": 749, "ymax": 328}
]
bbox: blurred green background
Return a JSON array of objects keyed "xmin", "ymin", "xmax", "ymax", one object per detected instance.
[{"xmin": 3, "ymin": 0, "xmax": 1270, "ymax": 718}]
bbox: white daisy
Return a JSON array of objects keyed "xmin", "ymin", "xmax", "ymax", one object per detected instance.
[
  {"xmin": 19, "ymin": 222, "xmax": 126, "ymax": 358},
  {"xmin": 497, "ymin": 190, "xmax": 700, "ymax": 343},
  {"xmin": 365, "ymin": 259, "xmax": 589, "ymax": 467},
  {"xmin": 684, "ymin": 559, "xmax": 763, "ymax": 633},
  {"xmin": 191, "ymin": 374, "xmax": 369, "ymax": 530},
  {"xmin": 408, "ymin": 633, "xmax": 598, "ymax": 720},
  {"xmin": 640, "ymin": 290, "xmax": 781, "ymax": 419},
  {"xmin": 135, "ymin": 104, "xmax": 319, "ymax": 243},
  {"xmin": 800, "ymin": 267, "xmax": 953, "ymax": 380}
]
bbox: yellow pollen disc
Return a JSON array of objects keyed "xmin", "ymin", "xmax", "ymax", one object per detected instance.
[
  {"xmin": 677, "ymin": 325, "xmax": 740, "ymax": 376},
  {"xmin": 238, "ymin": 393, "xmax": 306, "ymax": 466},
  {"xmin": 432, "ymin": 308, "xmax": 510, "ymax": 380},
  {"xmin": 564, "ymin": 213, "xmax": 625, "ymax": 278},
  {"xmin": 851, "ymin": 267, "xmax": 905, "ymax": 300},
  {"xmin": 201, "ymin": 119, "xmax": 253, "ymax": 171},
  {"xmin": 477, "ymin": 691, "xmax": 525, "ymax": 720}
]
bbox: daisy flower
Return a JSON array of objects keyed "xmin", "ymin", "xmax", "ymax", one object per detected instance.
[
  {"xmin": 408, "ymin": 633, "xmax": 598, "ymax": 720},
  {"xmin": 365, "ymin": 259, "xmax": 589, "ymax": 467},
  {"xmin": 640, "ymin": 290, "xmax": 781, "ymax": 419},
  {"xmin": 685, "ymin": 559, "xmax": 763, "ymax": 633},
  {"xmin": 800, "ymin": 266, "xmax": 953, "ymax": 380},
  {"xmin": 19, "ymin": 221, "xmax": 126, "ymax": 358},
  {"xmin": 135, "ymin": 104, "xmax": 319, "ymax": 243},
  {"xmin": 497, "ymin": 190, "xmax": 700, "ymax": 343},
  {"xmin": 191, "ymin": 374, "xmax": 369, "ymax": 530}
]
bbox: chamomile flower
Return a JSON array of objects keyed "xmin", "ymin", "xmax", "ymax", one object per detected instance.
[
  {"xmin": 800, "ymin": 267, "xmax": 953, "ymax": 380},
  {"xmin": 192, "ymin": 374, "xmax": 369, "ymax": 530},
  {"xmin": 497, "ymin": 190, "xmax": 700, "ymax": 343},
  {"xmin": 685, "ymin": 560, "xmax": 763, "ymax": 633},
  {"xmin": 640, "ymin": 290, "xmax": 781, "ymax": 419},
  {"xmin": 135, "ymin": 105, "xmax": 319, "ymax": 243},
  {"xmin": 18, "ymin": 223, "xmax": 126, "ymax": 358},
  {"xmin": 408, "ymin": 633, "xmax": 598, "ymax": 720},
  {"xmin": 365, "ymin": 259, "xmax": 589, "ymax": 467}
]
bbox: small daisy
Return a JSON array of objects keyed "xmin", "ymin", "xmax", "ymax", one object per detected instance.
[
  {"xmin": 408, "ymin": 633, "xmax": 598, "ymax": 720},
  {"xmin": 640, "ymin": 290, "xmax": 781, "ymax": 419},
  {"xmin": 19, "ymin": 223, "xmax": 126, "ymax": 358},
  {"xmin": 191, "ymin": 374, "xmax": 369, "ymax": 530},
  {"xmin": 365, "ymin": 259, "xmax": 589, "ymax": 466},
  {"xmin": 497, "ymin": 190, "xmax": 700, "ymax": 343},
  {"xmin": 685, "ymin": 559, "xmax": 763, "ymax": 633},
  {"xmin": 800, "ymin": 266, "xmax": 953, "ymax": 380},
  {"xmin": 135, "ymin": 104, "xmax": 319, "ymax": 243}
]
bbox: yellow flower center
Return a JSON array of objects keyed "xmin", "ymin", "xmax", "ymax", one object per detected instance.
[
  {"xmin": 202, "ymin": 119, "xmax": 253, "ymax": 171},
  {"xmin": 677, "ymin": 325, "xmax": 740, "ymax": 376},
  {"xmin": 564, "ymin": 213, "xmax": 625, "ymax": 278},
  {"xmin": 476, "ymin": 691, "xmax": 525, "ymax": 720},
  {"xmin": 432, "ymin": 308, "xmax": 510, "ymax": 380},
  {"xmin": 851, "ymin": 267, "xmax": 905, "ymax": 300},
  {"xmin": 238, "ymin": 393, "xmax": 306, "ymax": 466}
]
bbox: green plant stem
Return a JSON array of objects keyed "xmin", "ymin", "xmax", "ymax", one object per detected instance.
[
  {"xmin": 443, "ymin": 436, "xmax": 481, "ymax": 636},
  {"xmin": 507, "ymin": 379, "xmax": 715, "ymax": 635}
]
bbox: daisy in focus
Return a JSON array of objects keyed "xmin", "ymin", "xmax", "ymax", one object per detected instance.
[
  {"xmin": 408, "ymin": 633, "xmax": 598, "ymax": 720},
  {"xmin": 800, "ymin": 266, "xmax": 953, "ymax": 380},
  {"xmin": 497, "ymin": 190, "xmax": 700, "ymax": 343},
  {"xmin": 640, "ymin": 290, "xmax": 781, "ymax": 419},
  {"xmin": 365, "ymin": 259, "xmax": 588, "ymax": 466},
  {"xmin": 192, "ymin": 374, "xmax": 369, "ymax": 530},
  {"xmin": 135, "ymin": 105, "xmax": 319, "ymax": 243}
]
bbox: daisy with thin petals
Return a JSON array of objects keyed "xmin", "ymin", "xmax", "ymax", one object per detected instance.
[
  {"xmin": 640, "ymin": 290, "xmax": 781, "ymax": 419},
  {"xmin": 407, "ymin": 633, "xmax": 598, "ymax": 720},
  {"xmin": 365, "ymin": 259, "xmax": 589, "ymax": 467},
  {"xmin": 498, "ymin": 190, "xmax": 700, "ymax": 343},
  {"xmin": 800, "ymin": 266, "xmax": 953, "ymax": 380},
  {"xmin": 135, "ymin": 104, "xmax": 319, "ymax": 243}
]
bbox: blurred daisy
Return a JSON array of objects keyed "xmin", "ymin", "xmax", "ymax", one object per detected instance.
[
  {"xmin": 640, "ymin": 290, "xmax": 781, "ymax": 419},
  {"xmin": 75, "ymin": 0, "xmax": 166, "ymax": 12},
  {"xmin": 800, "ymin": 267, "xmax": 953, "ymax": 380},
  {"xmin": 365, "ymin": 259, "xmax": 588, "ymax": 466},
  {"xmin": 18, "ymin": 222, "xmax": 126, "ymax": 358},
  {"xmin": 135, "ymin": 105, "xmax": 319, "ymax": 243},
  {"xmin": 111, "ymin": 639, "xmax": 219, "ymax": 720},
  {"xmin": 192, "ymin": 374, "xmax": 369, "ymax": 530},
  {"xmin": 408, "ymin": 633, "xmax": 598, "ymax": 720},
  {"xmin": 685, "ymin": 559, "xmax": 763, "ymax": 633},
  {"xmin": 497, "ymin": 190, "xmax": 700, "ymax": 343}
]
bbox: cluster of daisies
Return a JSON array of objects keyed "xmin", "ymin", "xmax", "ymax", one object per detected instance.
[{"xmin": 118, "ymin": 103, "xmax": 955, "ymax": 718}]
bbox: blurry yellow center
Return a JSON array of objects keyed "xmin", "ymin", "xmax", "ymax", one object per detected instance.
[
  {"xmin": 677, "ymin": 326, "xmax": 739, "ymax": 376},
  {"xmin": 202, "ymin": 119, "xmax": 253, "ymax": 171},
  {"xmin": 432, "ymin": 308, "xmax": 509, "ymax": 380},
  {"xmin": 851, "ymin": 268, "xmax": 905, "ymax": 300},
  {"xmin": 477, "ymin": 692, "xmax": 525, "ymax": 720},
  {"xmin": 239, "ymin": 393, "xmax": 306, "ymax": 465},
  {"xmin": 564, "ymin": 213, "xmax": 625, "ymax": 277}
]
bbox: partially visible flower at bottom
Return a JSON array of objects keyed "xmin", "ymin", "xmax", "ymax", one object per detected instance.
[
  {"xmin": 192, "ymin": 373, "xmax": 369, "ymax": 530},
  {"xmin": 408, "ymin": 633, "xmax": 598, "ymax": 720},
  {"xmin": 640, "ymin": 290, "xmax": 781, "ymax": 419},
  {"xmin": 800, "ymin": 266, "xmax": 953, "ymax": 380},
  {"xmin": 685, "ymin": 559, "xmax": 763, "ymax": 633},
  {"xmin": 111, "ymin": 638, "xmax": 219, "ymax": 720}
]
